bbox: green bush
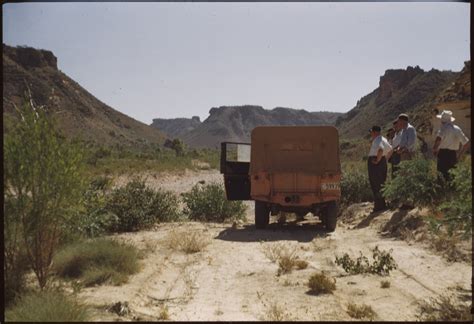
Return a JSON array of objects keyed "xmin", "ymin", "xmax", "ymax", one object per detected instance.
[
  {"xmin": 53, "ymin": 239, "xmax": 140, "ymax": 286},
  {"xmin": 340, "ymin": 163, "xmax": 372, "ymax": 206},
  {"xmin": 181, "ymin": 182, "xmax": 246, "ymax": 222},
  {"xmin": 5, "ymin": 290, "xmax": 90, "ymax": 322},
  {"xmin": 4, "ymin": 99, "xmax": 85, "ymax": 289},
  {"xmin": 106, "ymin": 178, "xmax": 180, "ymax": 232},
  {"xmin": 382, "ymin": 158, "xmax": 441, "ymax": 208},
  {"xmin": 436, "ymin": 160, "xmax": 472, "ymax": 236},
  {"xmin": 68, "ymin": 176, "xmax": 118, "ymax": 238},
  {"xmin": 335, "ymin": 246, "xmax": 397, "ymax": 276}
]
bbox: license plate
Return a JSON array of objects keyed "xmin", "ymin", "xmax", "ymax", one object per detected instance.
[{"xmin": 321, "ymin": 182, "xmax": 340, "ymax": 191}]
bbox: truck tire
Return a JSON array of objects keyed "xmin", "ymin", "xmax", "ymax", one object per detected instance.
[
  {"xmin": 255, "ymin": 201, "xmax": 270, "ymax": 229},
  {"xmin": 322, "ymin": 201, "xmax": 338, "ymax": 232}
]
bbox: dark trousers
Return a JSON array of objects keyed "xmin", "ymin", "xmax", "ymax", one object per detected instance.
[
  {"xmin": 368, "ymin": 156, "xmax": 387, "ymax": 210},
  {"xmin": 437, "ymin": 149, "xmax": 457, "ymax": 183}
]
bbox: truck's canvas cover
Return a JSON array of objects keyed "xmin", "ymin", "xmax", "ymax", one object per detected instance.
[{"xmin": 250, "ymin": 126, "xmax": 341, "ymax": 175}]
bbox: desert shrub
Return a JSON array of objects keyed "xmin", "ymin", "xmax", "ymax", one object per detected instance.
[
  {"xmin": 347, "ymin": 302, "xmax": 376, "ymax": 320},
  {"xmin": 340, "ymin": 163, "xmax": 372, "ymax": 206},
  {"xmin": 436, "ymin": 160, "xmax": 472, "ymax": 236},
  {"xmin": 106, "ymin": 178, "xmax": 180, "ymax": 232},
  {"xmin": 164, "ymin": 138, "xmax": 186, "ymax": 156},
  {"xmin": 380, "ymin": 280, "xmax": 391, "ymax": 288},
  {"xmin": 5, "ymin": 290, "xmax": 91, "ymax": 322},
  {"xmin": 164, "ymin": 229, "xmax": 210, "ymax": 254},
  {"xmin": 4, "ymin": 196, "xmax": 30, "ymax": 305},
  {"xmin": 382, "ymin": 158, "xmax": 441, "ymax": 208},
  {"xmin": 418, "ymin": 294, "xmax": 472, "ymax": 321},
  {"xmin": 307, "ymin": 272, "xmax": 336, "ymax": 295},
  {"xmin": 65, "ymin": 176, "xmax": 119, "ymax": 239},
  {"xmin": 182, "ymin": 182, "xmax": 246, "ymax": 222},
  {"xmin": 4, "ymin": 98, "xmax": 85, "ymax": 289},
  {"xmin": 53, "ymin": 238, "xmax": 140, "ymax": 286},
  {"xmin": 335, "ymin": 246, "xmax": 397, "ymax": 276}
]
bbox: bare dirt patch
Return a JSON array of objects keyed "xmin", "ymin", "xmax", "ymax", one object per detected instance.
[{"xmin": 79, "ymin": 170, "xmax": 472, "ymax": 321}]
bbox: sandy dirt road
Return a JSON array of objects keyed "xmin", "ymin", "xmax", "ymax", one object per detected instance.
[{"xmin": 80, "ymin": 169, "xmax": 472, "ymax": 321}]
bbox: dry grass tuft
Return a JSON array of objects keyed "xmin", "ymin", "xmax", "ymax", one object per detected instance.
[
  {"xmin": 158, "ymin": 305, "xmax": 170, "ymax": 320},
  {"xmin": 430, "ymin": 232, "xmax": 466, "ymax": 262},
  {"xmin": 264, "ymin": 302, "xmax": 291, "ymax": 321},
  {"xmin": 347, "ymin": 302, "xmax": 376, "ymax": 320},
  {"xmin": 262, "ymin": 243, "xmax": 307, "ymax": 275},
  {"xmin": 380, "ymin": 280, "xmax": 391, "ymax": 289},
  {"xmin": 307, "ymin": 272, "xmax": 336, "ymax": 295},
  {"xmin": 165, "ymin": 229, "xmax": 210, "ymax": 254},
  {"xmin": 295, "ymin": 260, "xmax": 309, "ymax": 270}
]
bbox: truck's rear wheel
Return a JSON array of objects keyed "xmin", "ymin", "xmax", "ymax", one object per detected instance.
[
  {"xmin": 255, "ymin": 201, "xmax": 270, "ymax": 229},
  {"xmin": 322, "ymin": 201, "xmax": 338, "ymax": 232}
]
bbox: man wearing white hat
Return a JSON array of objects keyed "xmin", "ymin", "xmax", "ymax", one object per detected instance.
[{"xmin": 432, "ymin": 110, "xmax": 470, "ymax": 181}]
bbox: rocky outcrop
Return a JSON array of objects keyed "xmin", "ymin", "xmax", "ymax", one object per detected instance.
[
  {"xmin": 151, "ymin": 116, "xmax": 201, "ymax": 139},
  {"xmin": 376, "ymin": 66, "xmax": 424, "ymax": 105},
  {"xmin": 336, "ymin": 66, "xmax": 458, "ymax": 139},
  {"xmin": 3, "ymin": 44, "xmax": 58, "ymax": 70}
]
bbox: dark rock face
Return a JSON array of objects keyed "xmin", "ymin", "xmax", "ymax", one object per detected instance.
[
  {"xmin": 376, "ymin": 66, "xmax": 424, "ymax": 105},
  {"xmin": 3, "ymin": 44, "xmax": 58, "ymax": 70}
]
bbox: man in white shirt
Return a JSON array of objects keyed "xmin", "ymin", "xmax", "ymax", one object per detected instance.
[
  {"xmin": 432, "ymin": 110, "xmax": 470, "ymax": 182},
  {"xmin": 368, "ymin": 125, "xmax": 392, "ymax": 212},
  {"xmin": 396, "ymin": 113, "xmax": 417, "ymax": 160}
]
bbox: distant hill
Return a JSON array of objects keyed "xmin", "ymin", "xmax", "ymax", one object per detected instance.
[
  {"xmin": 3, "ymin": 44, "xmax": 166, "ymax": 147},
  {"xmin": 151, "ymin": 106, "xmax": 342, "ymax": 148},
  {"xmin": 151, "ymin": 116, "xmax": 202, "ymax": 139}
]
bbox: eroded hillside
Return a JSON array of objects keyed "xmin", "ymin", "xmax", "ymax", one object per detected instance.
[{"xmin": 3, "ymin": 44, "xmax": 166, "ymax": 147}]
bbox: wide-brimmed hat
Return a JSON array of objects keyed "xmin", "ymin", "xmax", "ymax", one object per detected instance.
[{"xmin": 436, "ymin": 110, "xmax": 455, "ymax": 122}]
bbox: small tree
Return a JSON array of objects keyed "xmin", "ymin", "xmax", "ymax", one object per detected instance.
[{"xmin": 4, "ymin": 98, "xmax": 84, "ymax": 289}]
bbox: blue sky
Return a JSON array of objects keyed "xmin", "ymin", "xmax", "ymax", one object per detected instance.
[{"xmin": 3, "ymin": 2, "xmax": 470, "ymax": 124}]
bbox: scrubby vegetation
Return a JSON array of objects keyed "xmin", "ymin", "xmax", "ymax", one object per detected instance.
[
  {"xmin": 340, "ymin": 161, "xmax": 372, "ymax": 207},
  {"xmin": 307, "ymin": 272, "xmax": 336, "ymax": 295},
  {"xmin": 346, "ymin": 302, "xmax": 376, "ymax": 320},
  {"xmin": 382, "ymin": 158, "xmax": 442, "ymax": 208},
  {"xmin": 164, "ymin": 229, "xmax": 210, "ymax": 254},
  {"xmin": 4, "ymin": 99, "xmax": 85, "ymax": 291},
  {"xmin": 53, "ymin": 239, "xmax": 140, "ymax": 287},
  {"xmin": 182, "ymin": 182, "xmax": 246, "ymax": 222},
  {"xmin": 84, "ymin": 142, "xmax": 220, "ymax": 176},
  {"xmin": 106, "ymin": 178, "xmax": 180, "ymax": 232},
  {"xmin": 417, "ymin": 294, "xmax": 472, "ymax": 321},
  {"xmin": 5, "ymin": 290, "xmax": 91, "ymax": 322},
  {"xmin": 261, "ymin": 243, "xmax": 308, "ymax": 275},
  {"xmin": 335, "ymin": 246, "xmax": 397, "ymax": 275}
]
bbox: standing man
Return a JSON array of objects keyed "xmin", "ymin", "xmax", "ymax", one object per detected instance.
[
  {"xmin": 387, "ymin": 119, "xmax": 403, "ymax": 177},
  {"xmin": 396, "ymin": 113, "xmax": 417, "ymax": 160},
  {"xmin": 432, "ymin": 110, "xmax": 470, "ymax": 182},
  {"xmin": 368, "ymin": 126, "xmax": 392, "ymax": 212}
]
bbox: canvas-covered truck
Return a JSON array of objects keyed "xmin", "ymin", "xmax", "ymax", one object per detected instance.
[{"xmin": 220, "ymin": 126, "xmax": 341, "ymax": 231}]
